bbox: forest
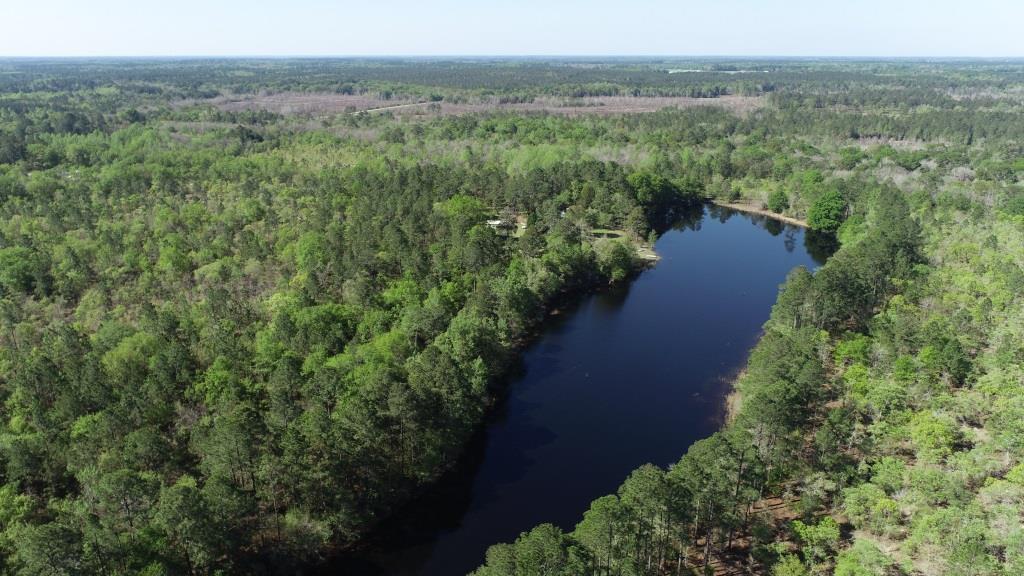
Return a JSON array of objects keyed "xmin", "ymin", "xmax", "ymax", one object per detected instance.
[{"xmin": 0, "ymin": 58, "xmax": 1022, "ymax": 575}]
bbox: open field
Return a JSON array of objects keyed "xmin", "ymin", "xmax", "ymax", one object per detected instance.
[
  {"xmin": 202, "ymin": 92, "xmax": 765, "ymax": 117},
  {"xmin": 208, "ymin": 92, "xmax": 418, "ymax": 114},
  {"xmin": 400, "ymin": 95, "xmax": 765, "ymax": 116}
]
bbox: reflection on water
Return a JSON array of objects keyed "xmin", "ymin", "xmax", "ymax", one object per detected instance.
[
  {"xmin": 322, "ymin": 205, "xmax": 828, "ymax": 576},
  {"xmin": 764, "ymin": 218, "xmax": 785, "ymax": 237},
  {"xmin": 805, "ymin": 229, "xmax": 840, "ymax": 265}
]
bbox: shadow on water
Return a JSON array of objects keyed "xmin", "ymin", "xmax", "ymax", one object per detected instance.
[
  {"xmin": 764, "ymin": 218, "xmax": 785, "ymax": 237},
  {"xmin": 592, "ymin": 277, "xmax": 633, "ymax": 313},
  {"xmin": 322, "ymin": 389, "xmax": 559, "ymax": 576},
  {"xmin": 805, "ymin": 229, "xmax": 839, "ymax": 265},
  {"xmin": 672, "ymin": 203, "xmax": 707, "ymax": 232}
]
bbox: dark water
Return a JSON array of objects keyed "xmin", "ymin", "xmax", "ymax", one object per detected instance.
[{"xmin": 327, "ymin": 206, "xmax": 828, "ymax": 576}]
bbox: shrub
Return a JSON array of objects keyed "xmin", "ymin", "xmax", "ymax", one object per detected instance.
[{"xmin": 768, "ymin": 188, "xmax": 790, "ymax": 213}]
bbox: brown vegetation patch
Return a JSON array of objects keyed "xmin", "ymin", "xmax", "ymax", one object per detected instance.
[
  {"xmin": 208, "ymin": 92, "xmax": 416, "ymax": 114},
  {"xmin": 190, "ymin": 93, "xmax": 765, "ymax": 118},
  {"xmin": 391, "ymin": 95, "xmax": 766, "ymax": 117},
  {"xmin": 686, "ymin": 496, "xmax": 805, "ymax": 575}
]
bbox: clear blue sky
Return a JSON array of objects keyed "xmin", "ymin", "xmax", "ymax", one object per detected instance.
[{"xmin": 3, "ymin": 0, "xmax": 1022, "ymax": 57}]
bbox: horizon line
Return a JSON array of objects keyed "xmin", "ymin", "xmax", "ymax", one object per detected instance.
[{"xmin": 1, "ymin": 54, "xmax": 1023, "ymax": 61}]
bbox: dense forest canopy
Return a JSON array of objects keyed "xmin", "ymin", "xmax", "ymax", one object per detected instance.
[{"xmin": 0, "ymin": 58, "xmax": 1022, "ymax": 575}]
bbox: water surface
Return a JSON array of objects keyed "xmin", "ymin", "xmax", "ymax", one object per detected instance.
[{"xmin": 328, "ymin": 205, "xmax": 827, "ymax": 576}]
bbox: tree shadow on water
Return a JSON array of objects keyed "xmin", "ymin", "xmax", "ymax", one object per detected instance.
[
  {"xmin": 319, "ymin": 366, "xmax": 560, "ymax": 576},
  {"xmin": 804, "ymin": 229, "xmax": 839, "ymax": 265}
]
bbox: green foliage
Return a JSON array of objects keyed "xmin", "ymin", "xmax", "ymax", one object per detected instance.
[
  {"xmin": 807, "ymin": 189, "xmax": 846, "ymax": 232},
  {"xmin": 834, "ymin": 540, "xmax": 898, "ymax": 576},
  {"xmin": 773, "ymin": 554, "xmax": 809, "ymax": 576},
  {"xmin": 739, "ymin": 326, "xmax": 826, "ymax": 433},
  {"xmin": 907, "ymin": 506, "xmax": 1001, "ymax": 575},
  {"xmin": 909, "ymin": 412, "xmax": 959, "ymax": 464},
  {"xmin": 843, "ymin": 484, "xmax": 901, "ymax": 536},
  {"xmin": 0, "ymin": 246, "xmax": 48, "ymax": 295},
  {"xmin": 869, "ymin": 458, "xmax": 906, "ymax": 495},
  {"xmin": 473, "ymin": 524, "xmax": 589, "ymax": 576},
  {"xmin": 152, "ymin": 476, "xmax": 224, "ymax": 573},
  {"xmin": 838, "ymin": 147, "xmax": 867, "ymax": 170},
  {"xmin": 596, "ymin": 240, "xmax": 636, "ymax": 283},
  {"xmin": 767, "ymin": 188, "xmax": 790, "ymax": 213},
  {"xmin": 792, "ymin": 517, "xmax": 840, "ymax": 567},
  {"xmin": 835, "ymin": 334, "xmax": 871, "ymax": 366}
]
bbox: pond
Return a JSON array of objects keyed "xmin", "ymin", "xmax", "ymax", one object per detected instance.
[{"xmin": 325, "ymin": 205, "xmax": 831, "ymax": 576}]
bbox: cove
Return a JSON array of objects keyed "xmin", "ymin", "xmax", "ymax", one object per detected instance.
[{"xmin": 326, "ymin": 205, "xmax": 831, "ymax": 576}]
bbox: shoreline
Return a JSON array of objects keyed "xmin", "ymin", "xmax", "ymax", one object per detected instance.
[
  {"xmin": 721, "ymin": 369, "xmax": 745, "ymax": 425},
  {"xmin": 329, "ymin": 202, "xmax": 804, "ymax": 572},
  {"xmin": 711, "ymin": 200, "xmax": 811, "ymax": 425},
  {"xmin": 711, "ymin": 199, "xmax": 809, "ymax": 228},
  {"xmin": 324, "ymin": 259, "xmax": 648, "ymax": 563}
]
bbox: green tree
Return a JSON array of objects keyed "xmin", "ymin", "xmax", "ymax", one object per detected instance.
[
  {"xmin": 807, "ymin": 190, "xmax": 846, "ymax": 232},
  {"xmin": 596, "ymin": 240, "xmax": 635, "ymax": 284},
  {"xmin": 767, "ymin": 189, "xmax": 790, "ymax": 214},
  {"xmin": 792, "ymin": 517, "xmax": 840, "ymax": 568},
  {"xmin": 909, "ymin": 412, "xmax": 959, "ymax": 464},
  {"xmin": 0, "ymin": 246, "xmax": 47, "ymax": 295},
  {"xmin": 773, "ymin": 554, "xmax": 809, "ymax": 576},
  {"xmin": 573, "ymin": 495, "xmax": 626, "ymax": 575},
  {"xmin": 152, "ymin": 476, "xmax": 224, "ymax": 573},
  {"xmin": 9, "ymin": 521, "xmax": 85, "ymax": 576},
  {"xmin": 842, "ymin": 484, "xmax": 901, "ymax": 536},
  {"xmin": 834, "ymin": 540, "xmax": 897, "ymax": 576},
  {"xmin": 473, "ymin": 524, "xmax": 588, "ymax": 576}
]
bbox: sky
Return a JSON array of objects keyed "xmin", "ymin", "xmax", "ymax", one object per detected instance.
[{"xmin": 2, "ymin": 0, "xmax": 1022, "ymax": 58}]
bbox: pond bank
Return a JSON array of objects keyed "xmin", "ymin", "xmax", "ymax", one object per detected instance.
[{"xmin": 711, "ymin": 200, "xmax": 810, "ymax": 228}]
